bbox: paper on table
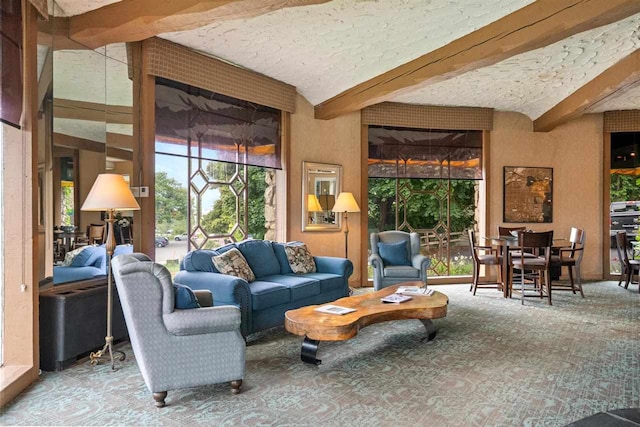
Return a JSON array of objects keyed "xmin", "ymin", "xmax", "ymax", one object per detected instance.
[{"xmin": 314, "ymin": 304, "xmax": 356, "ymax": 315}]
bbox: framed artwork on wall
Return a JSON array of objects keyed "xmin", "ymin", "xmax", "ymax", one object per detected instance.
[{"xmin": 503, "ymin": 166, "xmax": 553, "ymax": 223}]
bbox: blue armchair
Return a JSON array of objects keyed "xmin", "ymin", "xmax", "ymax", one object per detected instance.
[
  {"xmin": 112, "ymin": 253, "xmax": 245, "ymax": 408},
  {"xmin": 369, "ymin": 231, "xmax": 430, "ymax": 290}
]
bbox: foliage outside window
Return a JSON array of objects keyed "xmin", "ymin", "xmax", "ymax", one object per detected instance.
[
  {"xmin": 368, "ymin": 126, "xmax": 482, "ymax": 277},
  {"xmin": 154, "ymin": 78, "xmax": 280, "ymax": 270}
]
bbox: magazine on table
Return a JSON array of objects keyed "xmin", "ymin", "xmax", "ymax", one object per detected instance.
[
  {"xmin": 381, "ymin": 293, "xmax": 413, "ymax": 303},
  {"xmin": 314, "ymin": 304, "xmax": 356, "ymax": 315},
  {"xmin": 396, "ymin": 286, "xmax": 434, "ymax": 296}
]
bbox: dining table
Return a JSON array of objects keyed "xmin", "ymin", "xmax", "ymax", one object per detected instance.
[
  {"xmin": 54, "ymin": 230, "xmax": 87, "ymax": 254},
  {"xmin": 483, "ymin": 235, "xmax": 567, "ymax": 298}
]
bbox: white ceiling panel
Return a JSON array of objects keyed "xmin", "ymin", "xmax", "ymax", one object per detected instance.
[
  {"xmin": 160, "ymin": 0, "xmax": 535, "ymax": 105},
  {"xmin": 54, "ymin": 0, "xmax": 120, "ymax": 17},
  {"xmin": 390, "ymin": 13, "xmax": 640, "ymax": 120}
]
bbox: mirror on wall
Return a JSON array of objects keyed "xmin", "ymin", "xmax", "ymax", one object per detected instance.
[
  {"xmin": 50, "ymin": 45, "xmax": 107, "ymax": 284},
  {"xmin": 105, "ymin": 43, "xmax": 134, "ymax": 245},
  {"xmin": 302, "ymin": 161, "xmax": 342, "ymax": 231},
  {"xmin": 33, "ymin": 12, "xmax": 139, "ymax": 288}
]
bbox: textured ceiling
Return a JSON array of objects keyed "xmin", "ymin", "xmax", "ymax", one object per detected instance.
[
  {"xmin": 390, "ymin": 13, "xmax": 640, "ymax": 119},
  {"xmin": 161, "ymin": 0, "xmax": 535, "ymax": 106},
  {"xmin": 52, "ymin": 0, "xmax": 640, "ymax": 123},
  {"xmin": 53, "ymin": 44, "xmax": 131, "ymax": 106},
  {"xmin": 54, "ymin": 0, "xmax": 120, "ymax": 17}
]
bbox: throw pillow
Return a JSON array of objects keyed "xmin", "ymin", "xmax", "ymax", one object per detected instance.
[
  {"xmin": 212, "ymin": 248, "xmax": 256, "ymax": 282},
  {"xmin": 70, "ymin": 245, "xmax": 100, "ymax": 267},
  {"xmin": 284, "ymin": 244, "xmax": 316, "ymax": 274},
  {"xmin": 377, "ymin": 241, "xmax": 411, "ymax": 266},
  {"xmin": 61, "ymin": 245, "xmax": 92, "ymax": 267},
  {"xmin": 173, "ymin": 283, "xmax": 200, "ymax": 309}
]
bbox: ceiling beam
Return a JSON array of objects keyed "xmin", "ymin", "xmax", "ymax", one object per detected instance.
[
  {"xmin": 533, "ymin": 49, "xmax": 640, "ymax": 132},
  {"xmin": 38, "ymin": 17, "xmax": 89, "ymax": 50},
  {"xmin": 107, "ymin": 146, "xmax": 134, "ymax": 161},
  {"xmin": 53, "ymin": 98, "xmax": 133, "ymax": 124},
  {"xmin": 37, "ymin": 48, "xmax": 53, "ymax": 109},
  {"xmin": 315, "ymin": 0, "xmax": 640, "ymax": 120},
  {"xmin": 69, "ymin": 0, "xmax": 330, "ymax": 50},
  {"xmin": 53, "ymin": 132, "xmax": 104, "ymax": 153},
  {"xmin": 107, "ymin": 132, "xmax": 133, "ymax": 150}
]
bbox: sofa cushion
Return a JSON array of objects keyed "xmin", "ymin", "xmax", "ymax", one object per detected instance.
[
  {"xmin": 212, "ymin": 248, "xmax": 256, "ymax": 282},
  {"xmin": 383, "ymin": 265, "xmax": 420, "ymax": 278},
  {"xmin": 272, "ymin": 242, "xmax": 294, "ymax": 274},
  {"xmin": 378, "ymin": 241, "xmax": 411, "ymax": 266},
  {"xmin": 261, "ymin": 274, "xmax": 320, "ymax": 301},
  {"xmin": 173, "ymin": 283, "xmax": 200, "ymax": 309},
  {"xmin": 236, "ymin": 240, "xmax": 280, "ymax": 278},
  {"xmin": 299, "ymin": 272, "xmax": 344, "ymax": 293},
  {"xmin": 71, "ymin": 245, "xmax": 100, "ymax": 267},
  {"xmin": 83, "ymin": 246, "xmax": 105, "ymax": 267},
  {"xmin": 249, "ymin": 280, "xmax": 290, "ymax": 310},
  {"xmin": 182, "ymin": 249, "xmax": 219, "ymax": 273},
  {"xmin": 284, "ymin": 244, "xmax": 316, "ymax": 274},
  {"xmin": 62, "ymin": 245, "xmax": 92, "ymax": 266}
]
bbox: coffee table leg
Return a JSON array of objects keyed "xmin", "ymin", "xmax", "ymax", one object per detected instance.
[
  {"xmin": 420, "ymin": 319, "xmax": 438, "ymax": 341},
  {"xmin": 301, "ymin": 336, "xmax": 321, "ymax": 365}
]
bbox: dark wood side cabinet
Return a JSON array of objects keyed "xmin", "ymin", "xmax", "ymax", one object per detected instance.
[{"xmin": 39, "ymin": 278, "xmax": 128, "ymax": 371}]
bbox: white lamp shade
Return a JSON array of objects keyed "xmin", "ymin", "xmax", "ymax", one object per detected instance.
[
  {"xmin": 332, "ymin": 192, "xmax": 360, "ymax": 213},
  {"xmin": 81, "ymin": 174, "xmax": 141, "ymax": 211},
  {"xmin": 307, "ymin": 194, "xmax": 323, "ymax": 212}
]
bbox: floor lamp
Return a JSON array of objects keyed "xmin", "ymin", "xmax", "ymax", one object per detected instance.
[
  {"xmin": 332, "ymin": 192, "xmax": 360, "ymax": 259},
  {"xmin": 81, "ymin": 174, "xmax": 140, "ymax": 370}
]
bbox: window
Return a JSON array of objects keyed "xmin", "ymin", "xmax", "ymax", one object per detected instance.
[
  {"xmin": 154, "ymin": 78, "xmax": 281, "ymax": 270},
  {"xmin": 368, "ymin": 125, "xmax": 482, "ymax": 277}
]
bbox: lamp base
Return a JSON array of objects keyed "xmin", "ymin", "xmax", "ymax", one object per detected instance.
[{"xmin": 89, "ymin": 335, "xmax": 125, "ymax": 370}]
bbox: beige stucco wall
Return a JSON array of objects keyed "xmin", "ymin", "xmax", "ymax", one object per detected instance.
[
  {"xmin": 488, "ymin": 112, "xmax": 604, "ymax": 279},
  {"xmin": 288, "ymin": 95, "xmax": 364, "ymax": 285}
]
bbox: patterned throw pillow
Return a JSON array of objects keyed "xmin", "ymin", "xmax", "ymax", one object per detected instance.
[
  {"xmin": 284, "ymin": 244, "xmax": 316, "ymax": 274},
  {"xmin": 61, "ymin": 245, "xmax": 92, "ymax": 267},
  {"xmin": 212, "ymin": 248, "xmax": 256, "ymax": 283}
]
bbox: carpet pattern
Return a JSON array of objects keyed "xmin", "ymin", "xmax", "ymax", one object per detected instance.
[{"xmin": 2, "ymin": 282, "xmax": 638, "ymax": 426}]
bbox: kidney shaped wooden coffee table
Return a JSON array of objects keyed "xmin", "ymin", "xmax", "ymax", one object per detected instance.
[{"xmin": 285, "ymin": 282, "xmax": 448, "ymax": 365}]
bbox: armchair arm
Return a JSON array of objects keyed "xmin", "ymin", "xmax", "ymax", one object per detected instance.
[
  {"xmin": 174, "ymin": 271, "xmax": 252, "ymax": 336},
  {"xmin": 314, "ymin": 256, "xmax": 353, "ymax": 279},
  {"xmin": 368, "ymin": 253, "xmax": 384, "ymax": 270},
  {"xmin": 412, "ymin": 254, "xmax": 431, "ymax": 271},
  {"xmin": 163, "ymin": 306, "xmax": 241, "ymax": 336},
  {"xmin": 368, "ymin": 254, "xmax": 384, "ymax": 286},
  {"xmin": 193, "ymin": 290, "xmax": 213, "ymax": 308}
]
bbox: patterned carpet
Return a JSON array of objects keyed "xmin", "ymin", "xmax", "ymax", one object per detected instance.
[{"xmin": 2, "ymin": 282, "xmax": 639, "ymax": 426}]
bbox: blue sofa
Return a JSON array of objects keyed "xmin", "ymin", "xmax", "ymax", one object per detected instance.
[
  {"xmin": 53, "ymin": 244, "xmax": 133, "ymax": 285},
  {"xmin": 174, "ymin": 240, "xmax": 353, "ymax": 337}
]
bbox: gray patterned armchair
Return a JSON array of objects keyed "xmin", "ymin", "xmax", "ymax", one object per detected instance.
[
  {"xmin": 112, "ymin": 253, "xmax": 245, "ymax": 408},
  {"xmin": 369, "ymin": 231, "xmax": 430, "ymax": 291}
]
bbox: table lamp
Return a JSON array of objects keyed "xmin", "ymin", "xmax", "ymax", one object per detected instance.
[
  {"xmin": 81, "ymin": 174, "xmax": 140, "ymax": 370},
  {"xmin": 307, "ymin": 194, "xmax": 323, "ymax": 223},
  {"xmin": 332, "ymin": 192, "xmax": 360, "ymax": 258}
]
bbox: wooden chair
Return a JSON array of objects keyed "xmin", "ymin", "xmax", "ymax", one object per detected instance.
[
  {"xmin": 509, "ymin": 230, "xmax": 553, "ymax": 305},
  {"xmin": 88, "ymin": 224, "xmax": 106, "ymax": 245},
  {"xmin": 550, "ymin": 227, "xmax": 585, "ymax": 297},
  {"xmin": 468, "ymin": 230, "xmax": 503, "ymax": 295},
  {"xmin": 616, "ymin": 232, "xmax": 639, "ymax": 292}
]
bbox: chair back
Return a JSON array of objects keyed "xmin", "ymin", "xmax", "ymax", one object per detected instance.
[
  {"xmin": 519, "ymin": 230, "xmax": 553, "ymax": 261},
  {"xmin": 498, "ymin": 226, "xmax": 526, "ymax": 237},
  {"xmin": 468, "ymin": 229, "xmax": 480, "ymax": 263},
  {"xmin": 568, "ymin": 227, "xmax": 586, "ymax": 263},
  {"xmin": 616, "ymin": 231, "xmax": 630, "ymax": 264},
  {"xmin": 88, "ymin": 224, "xmax": 106, "ymax": 244},
  {"xmin": 370, "ymin": 230, "xmax": 420, "ymax": 257}
]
